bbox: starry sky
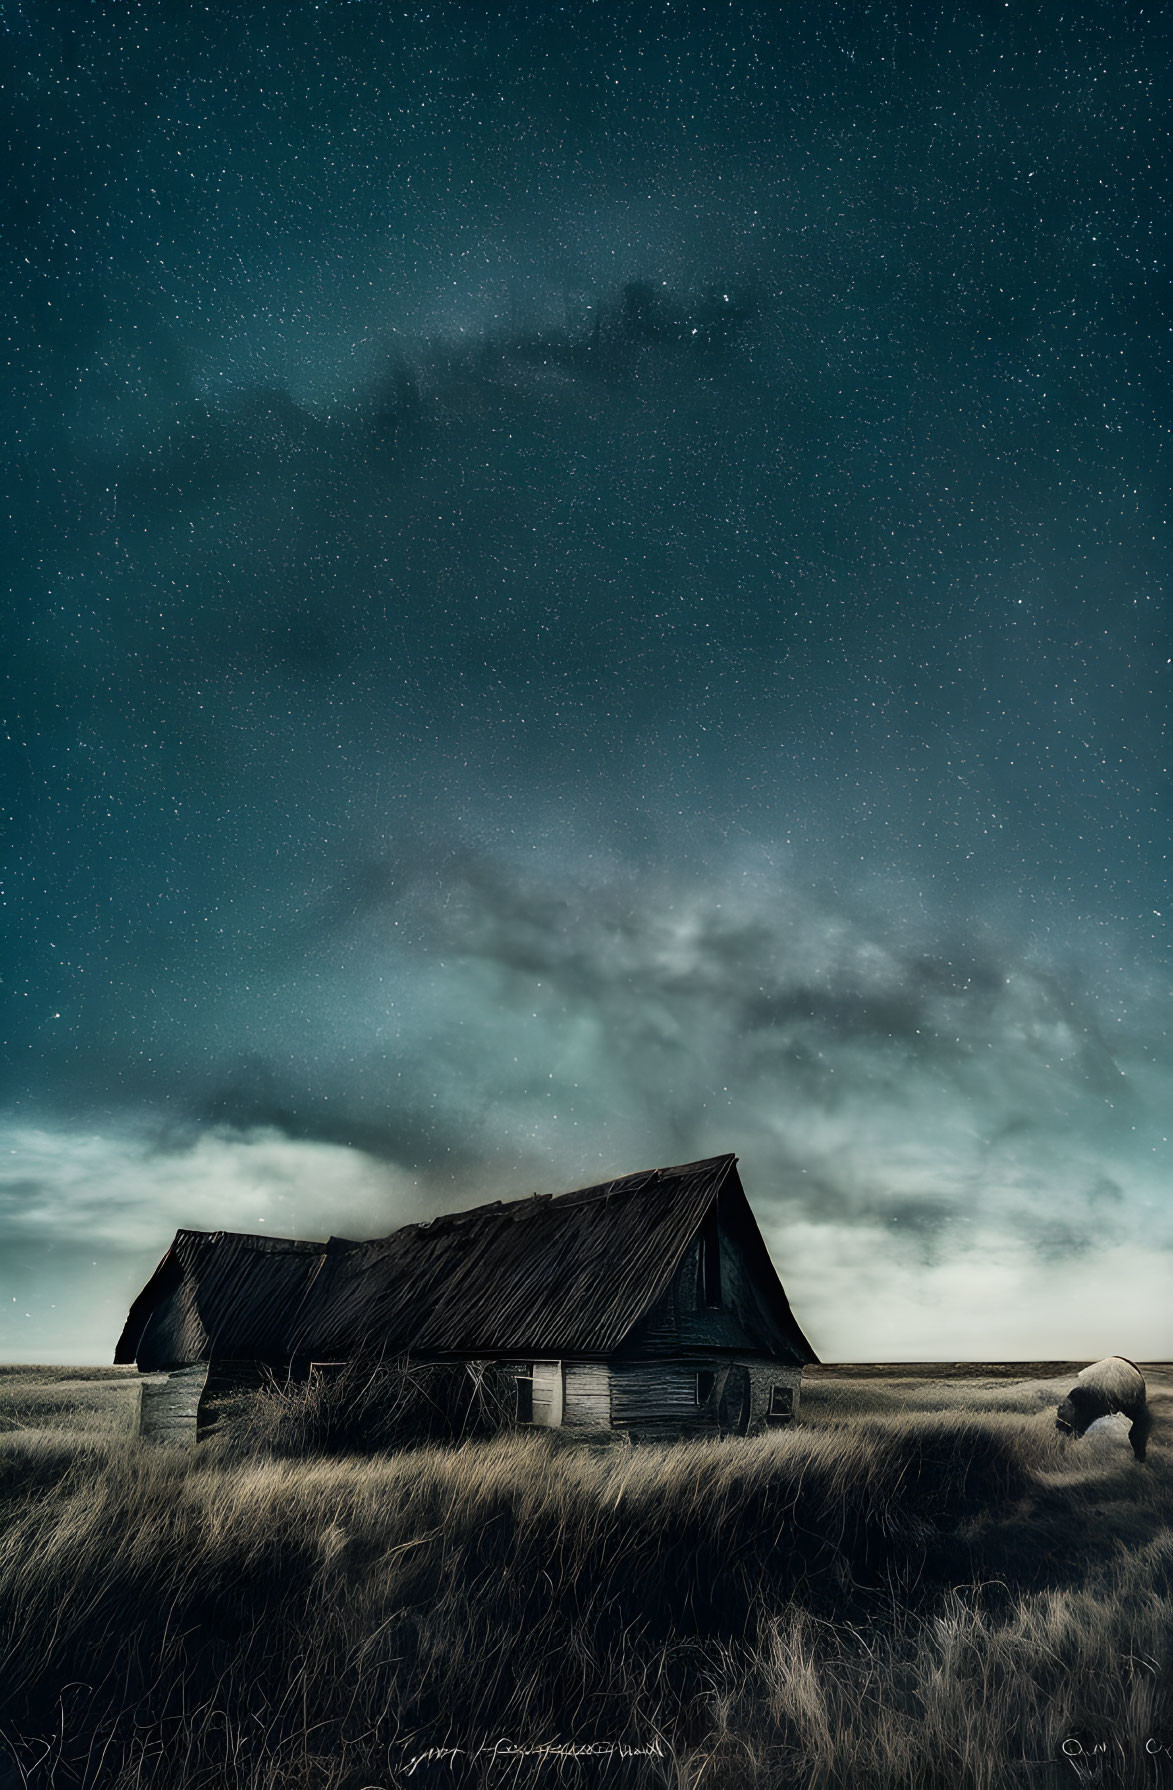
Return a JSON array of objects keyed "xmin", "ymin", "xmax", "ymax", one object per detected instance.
[{"xmin": 2, "ymin": 1, "xmax": 1169, "ymax": 1364}]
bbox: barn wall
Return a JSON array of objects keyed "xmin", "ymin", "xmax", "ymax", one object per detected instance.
[
  {"xmin": 746, "ymin": 1364, "xmax": 803, "ymax": 1432},
  {"xmin": 676, "ymin": 1222, "xmax": 800, "ymax": 1356},
  {"xmin": 562, "ymin": 1363, "xmax": 611, "ymax": 1430},
  {"xmin": 139, "ymin": 1362, "xmax": 209, "ymax": 1445},
  {"xmin": 618, "ymin": 1194, "xmax": 807, "ymax": 1363},
  {"xmin": 134, "ymin": 1353, "xmax": 802, "ymax": 1443},
  {"xmin": 610, "ymin": 1358, "xmax": 805, "ymax": 1438},
  {"xmin": 487, "ymin": 1360, "xmax": 610, "ymax": 1431},
  {"xmin": 609, "ymin": 1361, "xmax": 718, "ymax": 1436},
  {"xmin": 718, "ymin": 1195, "xmax": 813, "ymax": 1364},
  {"xmin": 673, "ymin": 1234, "xmax": 756, "ymax": 1351}
]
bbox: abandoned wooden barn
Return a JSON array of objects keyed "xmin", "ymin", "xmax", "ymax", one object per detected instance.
[{"xmin": 115, "ymin": 1152, "xmax": 818, "ymax": 1444}]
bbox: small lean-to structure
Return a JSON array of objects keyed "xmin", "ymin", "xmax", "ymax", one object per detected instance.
[{"xmin": 115, "ymin": 1152, "xmax": 818, "ymax": 1443}]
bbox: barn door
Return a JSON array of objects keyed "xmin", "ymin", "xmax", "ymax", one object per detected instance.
[{"xmin": 717, "ymin": 1364, "xmax": 751, "ymax": 1437}]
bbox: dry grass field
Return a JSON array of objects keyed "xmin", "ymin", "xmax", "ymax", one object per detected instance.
[{"xmin": 0, "ymin": 1363, "xmax": 1169, "ymax": 1789}]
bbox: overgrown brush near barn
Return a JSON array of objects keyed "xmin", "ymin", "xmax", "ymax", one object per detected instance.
[
  {"xmin": 206, "ymin": 1354, "xmax": 520, "ymax": 1457},
  {"xmin": 0, "ymin": 1370, "xmax": 1169, "ymax": 1789}
]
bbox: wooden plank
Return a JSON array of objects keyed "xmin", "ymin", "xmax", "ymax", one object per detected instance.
[
  {"xmin": 610, "ymin": 1359, "xmax": 805, "ymax": 1437},
  {"xmin": 562, "ymin": 1363, "xmax": 610, "ymax": 1429},
  {"xmin": 139, "ymin": 1363, "xmax": 208, "ymax": 1446},
  {"xmin": 610, "ymin": 1361, "xmax": 713, "ymax": 1433}
]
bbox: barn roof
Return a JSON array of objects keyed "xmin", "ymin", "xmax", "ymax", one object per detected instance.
[
  {"xmin": 115, "ymin": 1229, "xmax": 357, "ymax": 1374},
  {"xmin": 116, "ymin": 1152, "xmax": 817, "ymax": 1370}
]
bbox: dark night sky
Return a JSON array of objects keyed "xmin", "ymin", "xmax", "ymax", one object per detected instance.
[{"xmin": 2, "ymin": 1, "xmax": 1169, "ymax": 1361}]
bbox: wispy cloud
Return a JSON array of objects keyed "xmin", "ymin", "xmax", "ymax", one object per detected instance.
[
  {"xmin": 0, "ymin": 1122, "xmax": 427, "ymax": 1252},
  {"xmin": 10, "ymin": 843, "xmax": 1166, "ymax": 1362}
]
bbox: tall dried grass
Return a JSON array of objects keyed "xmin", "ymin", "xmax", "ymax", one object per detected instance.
[
  {"xmin": 0, "ymin": 1372, "xmax": 1168, "ymax": 1789},
  {"xmin": 207, "ymin": 1356, "xmax": 521, "ymax": 1457}
]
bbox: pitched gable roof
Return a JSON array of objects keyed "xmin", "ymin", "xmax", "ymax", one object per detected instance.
[
  {"xmin": 116, "ymin": 1153, "xmax": 817, "ymax": 1369},
  {"xmin": 115, "ymin": 1230, "xmax": 355, "ymax": 1372}
]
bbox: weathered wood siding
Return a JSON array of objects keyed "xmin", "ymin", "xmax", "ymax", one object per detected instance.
[
  {"xmin": 674, "ymin": 1234, "xmax": 757, "ymax": 1350},
  {"xmin": 139, "ymin": 1362, "xmax": 208, "ymax": 1445},
  {"xmin": 617, "ymin": 1193, "xmax": 808, "ymax": 1364},
  {"xmin": 610, "ymin": 1361, "xmax": 717, "ymax": 1436},
  {"xmin": 610, "ymin": 1358, "xmax": 804, "ymax": 1437},
  {"xmin": 133, "ymin": 1353, "xmax": 801, "ymax": 1442},
  {"xmin": 562, "ymin": 1363, "xmax": 611, "ymax": 1430}
]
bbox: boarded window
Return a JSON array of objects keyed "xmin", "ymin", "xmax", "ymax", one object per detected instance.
[
  {"xmin": 515, "ymin": 1373, "xmax": 534, "ymax": 1424},
  {"xmin": 697, "ymin": 1205, "xmax": 722, "ymax": 1307},
  {"xmin": 696, "ymin": 1369, "xmax": 716, "ymax": 1406},
  {"xmin": 768, "ymin": 1384, "xmax": 794, "ymax": 1419}
]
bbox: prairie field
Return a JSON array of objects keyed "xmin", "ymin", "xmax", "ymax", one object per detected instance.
[{"xmin": 0, "ymin": 1363, "xmax": 1169, "ymax": 1790}]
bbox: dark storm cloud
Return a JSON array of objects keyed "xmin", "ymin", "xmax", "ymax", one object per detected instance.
[
  {"xmin": 196, "ymin": 1057, "xmax": 483, "ymax": 1176},
  {"xmin": 4, "ymin": 835, "xmax": 1156, "ymax": 1254},
  {"xmin": 2, "ymin": 0, "xmax": 1169, "ymax": 1359},
  {"xmin": 3, "ymin": 270, "xmax": 1163, "ymax": 1255},
  {"xmin": 384, "ymin": 847, "xmax": 1127, "ymax": 1088},
  {"xmin": 129, "ymin": 835, "xmax": 1156, "ymax": 1270}
]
